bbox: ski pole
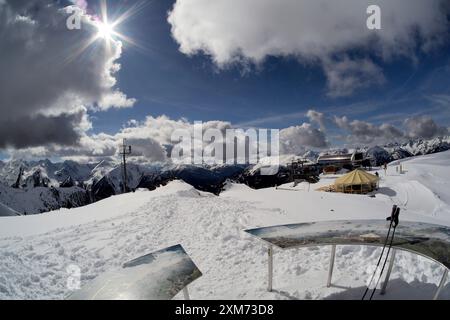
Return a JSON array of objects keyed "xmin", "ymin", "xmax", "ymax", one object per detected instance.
[
  {"xmin": 361, "ymin": 205, "xmax": 397, "ymax": 300},
  {"xmin": 369, "ymin": 207, "xmax": 400, "ymax": 300},
  {"xmin": 369, "ymin": 227, "xmax": 397, "ymax": 300}
]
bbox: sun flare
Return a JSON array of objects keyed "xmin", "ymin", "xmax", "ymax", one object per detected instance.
[
  {"xmin": 65, "ymin": 0, "xmax": 147, "ymax": 64},
  {"xmin": 96, "ymin": 21, "xmax": 115, "ymax": 40}
]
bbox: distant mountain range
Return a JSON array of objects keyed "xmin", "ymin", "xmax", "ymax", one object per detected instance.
[
  {"xmin": 365, "ymin": 136, "xmax": 450, "ymax": 165},
  {"xmin": 1, "ymin": 135, "xmax": 449, "ymax": 215}
]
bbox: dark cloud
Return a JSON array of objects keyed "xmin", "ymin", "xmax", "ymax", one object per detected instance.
[
  {"xmin": 0, "ymin": 113, "xmax": 82, "ymax": 149},
  {"xmin": 124, "ymin": 138, "xmax": 168, "ymax": 162},
  {"xmin": 379, "ymin": 123, "xmax": 404, "ymax": 140},
  {"xmin": 0, "ymin": 0, "xmax": 133, "ymax": 150}
]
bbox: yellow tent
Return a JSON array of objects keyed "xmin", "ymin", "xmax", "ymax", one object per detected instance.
[{"xmin": 334, "ymin": 169, "xmax": 379, "ymax": 194}]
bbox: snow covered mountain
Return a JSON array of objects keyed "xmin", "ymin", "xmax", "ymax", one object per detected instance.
[
  {"xmin": 0, "ymin": 183, "xmax": 90, "ymax": 215},
  {"xmin": 0, "ymin": 157, "xmax": 247, "ymax": 213},
  {"xmin": 302, "ymin": 150, "xmax": 320, "ymax": 161},
  {"xmin": 0, "ymin": 135, "xmax": 449, "ymax": 214},
  {"xmin": 0, "ymin": 160, "xmax": 114, "ymax": 214},
  {"xmin": 0, "ymin": 159, "xmax": 102, "ymax": 188},
  {"xmin": 89, "ymin": 162, "xmax": 163, "ymax": 201},
  {"xmin": 392, "ymin": 136, "xmax": 450, "ymax": 156},
  {"xmin": 366, "ymin": 136, "xmax": 450, "ymax": 165}
]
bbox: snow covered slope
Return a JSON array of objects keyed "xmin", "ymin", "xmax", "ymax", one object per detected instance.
[
  {"xmin": 0, "ymin": 184, "xmax": 90, "ymax": 215},
  {"xmin": 0, "ymin": 152, "xmax": 449, "ymax": 300},
  {"xmin": 0, "ymin": 202, "xmax": 20, "ymax": 217},
  {"xmin": 385, "ymin": 152, "xmax": 450, "ymax": 221}
]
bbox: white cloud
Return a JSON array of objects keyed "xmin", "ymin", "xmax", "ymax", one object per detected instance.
[
  {"xmin": 9, "ymin": 114, "xmax": 330, "ymax": 161},
  {"xmin": 404, "ymin": 116, "xmax": 448, "ymax": 139},
  {"xmin": 323, "ymin": 57, "xmax": 385, "ymax": 97},
  {"xmin": 280, "ymin": 123, "xmax": 328, "ymax": 154},
  {"xmin": 306, "ymin": 110, "xmax": 327, "ymax": 131},
  {"xmin": 10, "ymin": 116, "xmax": 232, "ymax": 163},
  {"xmin": 168, "ymin": 0, "xmax": 449, "ymax": 96},
  {"xmin": 7, "ymin": 111, "xmax": 449, "ymax": 161},
  {"xmin": 98, "ymin": 91, "xmax": 136, "ymax": 110},
  {"xmin": 329, "ymin": 112, "xmax": 447, "ymax": 144},
  {"xmin": 333, "ymin": 115, "xmax": 405, "ymax": 144}
]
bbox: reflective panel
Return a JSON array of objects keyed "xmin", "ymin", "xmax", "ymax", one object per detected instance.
[
  {"xmin": 246, "ymin": 220, "xmax": 450, "ymax": 269},
  {"xmin": 67, "ymin": 244, "xmax": 202, "ymax": 300}
]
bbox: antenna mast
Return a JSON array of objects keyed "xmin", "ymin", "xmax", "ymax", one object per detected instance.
[{"xmin": 119, "ymin": 139, "xmax": 132, "ymax": 193}]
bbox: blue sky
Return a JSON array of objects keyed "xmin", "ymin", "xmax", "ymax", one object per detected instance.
[{"xmin": 90, "ymin": 0, "xmax": 450, "ymax": 136}]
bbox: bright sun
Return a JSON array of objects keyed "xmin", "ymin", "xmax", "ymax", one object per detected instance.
[
  {"xmin": 69, "ymin": 0, "xmax": 145, "ymax": 60},
  {"xmin": 96, "ymin": 22, "xmax": 115, "ymax": 40}
]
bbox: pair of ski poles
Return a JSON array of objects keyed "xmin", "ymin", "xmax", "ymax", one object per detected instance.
[{"xmin": 362, "ymin": 204, "xmax": 400, "ymax": 300}]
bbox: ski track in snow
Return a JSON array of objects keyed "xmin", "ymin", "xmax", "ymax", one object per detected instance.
[{"xmin": 1, "ymin": 152, "xmax": 450, "ymax": 300}]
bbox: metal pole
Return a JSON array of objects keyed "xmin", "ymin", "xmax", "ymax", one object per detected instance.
[
  {"xmin": 327, "ymin": 245, "xmax": 336, "ymax": 287},
  {"xmin": 122, "ymin": 141, "xmax": 128, "ymax": 192},
  {"xmin": 119, "ymin": 139, "xmax": 131, "ymax": 193},
  {"xmin": 183, "ymin": 286, "xmax": 190, "ymax": 300},
  {"xmin": 268, "ymin": 245, "xmax": 273, "ymax": 292},
  {"xmin": 380, "ymin": 249, "xmax": 396, "ymax": 295},
  {"xmin": 433, "ymin": 269, "xmax": 448, "ymax": 300}
]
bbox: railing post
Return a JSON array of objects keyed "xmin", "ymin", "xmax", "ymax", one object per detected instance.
[
  {"xmin": 327, "ymin": 245, "xmax": 336, "ymax": 287},
  {"xmin": 183, "ymin": 286, "xmax": 190, "ymax": 300},
  {"xmin": 380, "ymin": 249, "xmax": 396, "ymax": 295},
  {"xmin": 268, "ymin": 245, "xmax": 273, "ymax": 292},
  {"xmin": 433, "ymin": 269, "xmax": 448, "ymax": 300}
]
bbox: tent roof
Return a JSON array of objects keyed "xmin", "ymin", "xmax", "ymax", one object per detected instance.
[{"xmin": 334, "ymin": 169, "xmax": 379, "ymax": 186}]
